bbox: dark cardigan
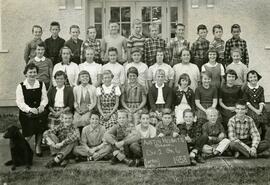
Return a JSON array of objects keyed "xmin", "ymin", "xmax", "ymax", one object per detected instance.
[{"xmin": 173, "ymin": 86, "xmax": 196, "ymax": 111}]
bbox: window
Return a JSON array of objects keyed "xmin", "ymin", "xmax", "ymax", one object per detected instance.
[
  {"xmin": 94, "ymin": 8, "xmax": 102, "ymax": 39},
  {"xmin": 141, "ymin": 6, "xmax": 162, "ymax": 37},
  {"xmin": 170, "ymin": 7, "xmax": 178, "ymax": 38},
  {"xmin": 110, "ymin": 7, "xmax": 131, "ymax": 38}
]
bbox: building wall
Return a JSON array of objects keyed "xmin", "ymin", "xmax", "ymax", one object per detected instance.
[{"xmin": 0, "ymin": 0, "xmax": 270, "ymax": 106}]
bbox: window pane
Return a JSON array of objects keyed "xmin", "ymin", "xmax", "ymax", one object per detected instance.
[
  {"xmin": 152, "ymin": 7, "xmax": 161, "ymax": 22},
  {"xmin": 110, "ymin": 7, "xmax": 120, "ymax": 22},
  {"xmin": 94, "ymin": 8, "xmax": 102, "ymax": 23},
  {"xmin": 121, "ymin": 23, "xmax": 131, "ymax": 38},
  {"xmin": 142, "ymin": 23, "xmax": 150, "ymax": 38},
  {"xmin": 171, "ymin": 23, "xmax": 176, "ymax": 38},
  {"xmin": 170, "ymin": 7, "xmax": 178, "ymax": 22},
  {"xmin": 95, "ymin": 24, "xmax": 102, "ymax": 39},
  {"xmin": 121, "ymin": 7, "xmax": 130, "ymax": 22},
  {"xmin": 142, "ymin": 7, "xmax": 151, "ymax": 22}
]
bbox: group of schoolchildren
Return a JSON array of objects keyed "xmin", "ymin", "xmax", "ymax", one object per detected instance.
[{"xmin": 20, "ymin": 18, "xmax": 270, "ymax": 168}]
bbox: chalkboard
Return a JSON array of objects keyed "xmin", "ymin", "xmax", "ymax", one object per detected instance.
[{"xmin": 142, "ymin": 136, "xmax": 190, "ymax": 168}]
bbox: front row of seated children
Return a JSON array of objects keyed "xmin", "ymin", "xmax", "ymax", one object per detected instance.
[{"xmin": 42, "ymin": 99, "xmax": 270, "ymax": 168}]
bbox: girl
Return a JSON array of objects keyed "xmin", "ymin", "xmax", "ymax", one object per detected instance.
[
  {"xmin": 79, "ymin": 47, "xmax": 102, "ymax": 87},
  {"xmin": 243, "ymin": 70, "xmax": 268, "ymax": 140},
  {"xmin": 173, "ymin": 48, "xmax": 200, "ymax": 91},
  {"xmin": 52, "ymin": 46, "xmax": 79, "ymax": 87},
  {"xmin": 148, "ymin": 49, "xmax": 174, "ymax": 88},
  {"xmin": 174, "ymin": 73, "xmax": 196, "ymax": 125},
  {"xmin": 201, "ymin": 48, "xmax": 225, "ymax": 88},
  {"xmin": 219, "ymin": 69, "xmax": 242, "ymax": 131},
  {"xmin": 97, "ymin": 70, "xmax": 121, "ymax": 130},
  {"xmin": 73, "ymin": 70, "xmax": 97, "ymax": 134},
  {"xmin": 195, "ymin": 71, "xmax": 218, "ymax": 125},
  {"xmin": 102, "ymin": 47, "xmax": 125, "ymax": 87}
]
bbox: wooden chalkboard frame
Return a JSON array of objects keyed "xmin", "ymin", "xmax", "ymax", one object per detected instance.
[{"xmin": 142, "ymin": 136, "xmax": 190, "ymax": 168}]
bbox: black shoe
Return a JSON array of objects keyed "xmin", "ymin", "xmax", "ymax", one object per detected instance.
[
  {"xmin": 190, "ymin": 158, "xmax": 197, "ymax": 166},
  {"xmin": 60, "ymin": 159, "xmax": 69, "ymax": 168},
  {"xmin": 196, "ymin": 155, "xmax": 205, "ymax": 163},
  {"xmin": 36, "ymin": 152, "xmax": 43, "ymax": 157},
  {"xmin": 75, "ymin": 156, "xmax": 87, "ymax": 162},
  {"xmin": 110, "ymin": 156, "xmax": 118, "ymax": 165},
  {"xmin": 4, "ymin": 160, "xmax": 13, "ymax": 166},
  {"xmin": 45, "ymin": 159, "xmax": 58, "ymax": 168}
]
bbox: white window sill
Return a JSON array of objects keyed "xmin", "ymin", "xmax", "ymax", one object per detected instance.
[
  {"xmin": 0, "ymin": 49, "xmax": 9, "ymax": 53},
  {"xmin": 265, "ymin": 46, "xmax": 270, "ymax": 50}
]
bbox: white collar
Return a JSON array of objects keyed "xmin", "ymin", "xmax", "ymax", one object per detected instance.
[
  {"xmin": 23, "ymin": 79, "xmax": 40, "ymax": 88},
  {"xmin": 248, "ymin": 83, "xmax": 259, "ymax": 90},
  {"xmin": 155, "ymin": 83, "xmax": 164, "ymax": 89},
  {"xmin": 56, "ymin": 86, "xmax": 65, "ymax": 91},
  {"xmin": 102, "ymin": 84, "xmax": 113, "ymax": 89},
  {"xmin": 34, "ymin": 56, "xmax": 46, "ymax": 62},
  {"xmin": 178, "ymin": 85, "xmax": 188, "ymax": 92}
]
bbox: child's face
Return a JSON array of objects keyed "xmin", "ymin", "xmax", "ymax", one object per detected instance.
[
  {"xmin": 85, "ymin": 49, "xmax": 95, "ymax": 61},
  {"xmin": 208, "ymin": 52, "xmax": 217, "ymax": 62},
  {"xmin": 207, "ymin": 111, "xmax": 218, "ymax": 125},
  {"xmin": 50, "ymin": 26, "xmax": 60, "ymax": 37},
  {"xmin": 232, "ymin": 28, "xmax": 241, "ymax": 39},
  {"xmin": 131, "ymin": 52, "xmax": 141, "ymax": 63},
  {"xmin": 235, "ymin": 104, "xmax": 247, "ymax": 117},
  {"xmin": 162, "ymin": 114, "xmax": 172, "ymax": 126},
  {"xmin": 80, "ymin": 74, "xmax": 90, "ymax": 85},
  {"xmin": 213, "ymin": 28, "xmax": 223, "ymax": 39},
  {"xmin": 231, "ymin": 51, "xmax": 241, "ymax": 63},
  {"xmin": 156, "ymin": 73, "xmax": 165, "ymax": 84},
  {"xmin": 180, "ymin": 79, "xmax": 189, "ymax": 88},
  {"xmin": 175, "ymin": 25, "xmax": 185, "ymax": 37},
  {"xmin": 150, "ymin": 117, "xmax": 158, "ymax": 126},
  {"xmin": 109, "ymin": 23, "xmax": 119, "ymax": 34},
  {"xmin": 108, "ymin": 51, "xmax": 117, "ymax": 63},
  {"xmin": 32, "ymin": 27, "xmax": 42, "ymax": 39},
  {"xmin": 183, "ymin": 112, "xmax": 194, "ymax": 126},
  {"xmin": 36, "ymin": 46, "xmax": 45, "ymax": 58},
  {"xmin": 128, "ymin": 73, "xmax": 137, "ymax": 83},
  {"xmin": 61, "ymin": 49, "xmax": 71, "ymax": 62},
  {"xmin": 90, "ymin": 114, "xmax": 99, "ymax": 126},
  {"xmin": 202, "ymin": 75, "xmax": 211, "ymax": 87},
  {"xmin": 140, "ymin": 114, "xmax": 150, "ymax": 128},
  {"xmin": 87, "ymin": 28, "xmax": 96, "ymax": 40},
  {"xmin": 156, "ymin": 52, "xmax": 164, "ymax": 64},
  {"xmin": 226, "ymin": 74, "xmax": 236, "ymax": 85},
  {"xmin": 55, "ymin": 75, "xmax": 66, "ymax": 87},
  {"xmin": 198, "ymin": 29, "xmax": 208, "ymax": 39},
  {"xmin": 25, "ymin": 68, "xmax": 37, "ymax": 80},
  {"xmin": 248, "ymin": 73, "xmax": 258, "ymax": 86},
  {"xmin": 117, "ymin": 112, "xmax": 128, "ymax": 127},
  {"xmin": 103, "ymin": 74, "xmax": 112, "ymax": 85},
  {"xmin": 181, "ymin": 50, "xmax": 191, "ymax": 64},
  {"xmin": 70, "ymin": 28, "xmax": 80, "ymax": 39},
  {"xmin": 150, "ymin": 27, "xmax": 159, "ymax": 38},
  {"xmin": 134, "ymin": 24, "xmax": 142, "ymax": 34},
  {"xmin": 62, "ymin": 114, "xmax": 73, "ymax": 126}
]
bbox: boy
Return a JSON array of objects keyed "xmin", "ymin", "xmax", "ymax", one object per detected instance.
[
  {"xmin": 144, "ymin": 23, "xmax": 169, "ymax": 66},
  {"xmin": 65, "ymin": 25, "xmax": 83, "ymax": 65},
  {"xmin": 103, "ymin": 110, "xmax": 141, "ymax": 166},
  {"xmin": 156, "ymin": 111, "xmax": 179, "ymax": 137},
  {"xmin": 178, "ymin": 109, "xmax": 208, "ymax": 165},
  {"xmin": 73, "ymin": 111, "xmax": 111, "ymax": 161},
  {"xmin": 226, "ymin": 47, "xmax": 248, "ymax": 87},
  {"xmin": 228, "ymin": 100, "xmax": 270, "ymax": 158},
  {"xmin": 28, "ymin": 42, "xmax": 53, "ymax": 89},
  {"xmin": 202, "ymin": 108, "xmax": 230, "ymax": 156},
  {"xmin": 167, "ymin": 23, "xmax": 190, "ymax": 66},
  {"xmin": 127, "ymin": 19, "xmax": 146, "ymax": 62},
  {"xmin": 209, "ymin": 24, "xmax": 225, "ymax": 67},
  {"xmin": 44, "ymin": 21, "xmax": 65, "ymax": 66},
  {"xmin": 43, "ymin": 111, "xmax": 80, "ymax": 168},
  {"xmin": 191, "ymin": 24, "xmax": 210, "ymax": 70},
  {"xmin": 24, "ymin": 25, "xmax": 43, "ymax": 63},
  {"xmin": 80, "ymin": 26, "xmax": 102, "ymax": 64},
  {"xmin": 224, "ymin": 24, "xmax": 249, "ymax": 66},
  {"xmin": 121, "ymin": 67, "xmax": 147, "ymax": 125}
]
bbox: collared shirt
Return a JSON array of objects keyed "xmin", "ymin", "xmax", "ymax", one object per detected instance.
[
  {"xmin": 29, "ymin": 57, "xmax": 53, "ymax": 84},
  {"xmin": 210, "ymin": 38, "xmax": 225, "ymax": 59},
  {"xmin": 79, "ymin": 62, "xmax": 102, "ymax": 86},
  {"xmin": 54, "ymin": 86, "xmax": 65, "ymax": 107},
  {"xmin": 96, "ymin": 84, "xmax": 121, "ymax": 96},
  {"xmin": 167, "ymin": 37, "xmax": 190, "ymax": 61},
  {"xmin": 125, "ymin": 62, "xmax": 148, "ymax": 87},
  {"xmin": 81, "ymin": 124, "xmax": 106, "ymax": 147},
  {"xmin": 178, "ymin": 122, "xmax": 202, "ymax": 142},
  {"xmin": 102, "ymin": 62, "xmax": 125, "ymax": 86},
  {"xmin": 16, "ymin": 79, "xmax": 48, "ymax": 113},
  {"xmin": 64, "ymin": 38, "xmax": 83, "ymax": 64},
  {"xmin": 228, "ymin": 115, "xmax": 261, "ymax": 149},
  {"xmin": 156, "ymin": 122, "xmax": 179, "ymax": 136},
  {"xmin": 43, "ymin": 123, "xmax": 80, "ymax": 146},
  {"xmin": 52, "ymin": 62, "xmax": 79, "ymax": 87},
  {"xmin": 122, "ymin": 82, "xmax": 146, "ymax": 103},
  {"xmin": 226, "ymin": 62, "xmax": 248, "ymax": 86},
  {"xmin": 143, "ymin": 37, "xmax": 169, "ymax": 66},
  {"xmin": 127, "ymin": 33, "xmax": 146, "ymax": 51},
  {"xmin": 219, "ymin": 84, "xmax": 242, "ymax": 107},
  {"xmin": 44, "ymin": 36, "xmax": 65, "ymax": 65},
  {"xmin": 148, "ymin": 63, "xmax": 174, "ymax": 84},
  {"xmin": 155, "ymin": 83, "xmax": 165, "ymax": 104},
  {"xmin": 191, "ymin": 37, "xmax": 210, "ymax": 59},
  {"xmin": 244, "ymin": 83, "xmax": 265, "ymax": 108},
  {"xmin": 224, "ymin": 37, "xmax": 249, "ymax": 66},
  {"xmin": 135, "ymin": 124, "xmax": 157, "ymax": 139},
  {"xmin": 80, "ymin": 38, "xmax": 101, "ymax": 63},
  {"xmin": 24, "ymin": 38, "xmax": 43, "ymax": 63}
]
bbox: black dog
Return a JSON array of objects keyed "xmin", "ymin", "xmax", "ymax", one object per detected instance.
[{"xmin": 3, "ymin": 125, "xmax": 33, "ymax": 170}]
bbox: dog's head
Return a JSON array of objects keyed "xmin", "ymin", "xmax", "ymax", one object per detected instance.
[{"xmin": 3, "ymin": 126, "xmax": 21, "ymax": 139}]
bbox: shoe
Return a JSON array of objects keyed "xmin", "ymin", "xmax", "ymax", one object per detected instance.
[
  {"xmin": 75, "ymin": 156, "xmax": 87, "ymax": 162},
  {"xmin": 234, "ymin": 151, "xmax": 240, "ymax": 159},
  {"xmin": 35, "ymin": 145, "xmax": 43, "ymax": 157},
  {"xmin": 190, "ymin": 158, "xmax": 197, "ymax": 166},
  {"xmin": 60, "ymin": 159, "xmax": 69, "ymax": 168},
  {"xmin": 257, "ymin": 150, "xmax": 270, "ymax": 158},
  {"xmin": 110, "ymin": 156, "xmax": 118, "ymax": 165},
  {"xmin": 124, "ymin": 159, "xmax": 135, "ymax": 167},
  {"xmin": 196, "ymin": 155, "xmax": 205, "ymax": 163},
  {"xmin": 36, "ymin": 152, "xmax": 43, "ymax": 157},
  {"xmin": 134, "ymin": 159, "xmax": 141, "ymax": 167},
  {"xmin": 45, "ymin": 159, "xmax": 58, "ymax": 168}
]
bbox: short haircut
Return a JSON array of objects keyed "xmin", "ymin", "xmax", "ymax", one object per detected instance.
[
  {"xmin": 62, "ymin": 111, "xmax": 73, "ymax": 117},
  {"xmin": 50, "ymin": 21, "xmax": 60, "ymax": 29},
  {"xmin": 37, "ymin": 42, "xmax": 46, "ymax": 49},
  {"xmin": 149, "ymin": 111, "xmax": 157, "ymax": 119},
  {"xmin": 149, "ymin": 23, "xmax": 159, "ymax": 31},
  {"xmin": 54, "ymin": 70, "xmax": 67, "ymax": 79},
  {"xmin": 127, "ymin": 66, "xmax": 138, "ymax": 77},
  {"xmin": 206, "ymin": 48, "xmax": 219, "ymax": 62},
  {"xmin": 224, "ymin": 69, "xmax": 238, "ymax": 82},
  {"xmin": 109, "ymin": 20, "xmax": 119, "ymax": 25},
  {"xmin": 235, "ymin": 99, "xmax": 247, "ymax": 108},
  {"xmin": 183, "ymin": 109, "xmax": 195, "ymax": 117},
  {"xmin": 197, "ymin": 24, "xmax": 207, "ymax": 33},
  {"xmin": 78, "ymin": 70, "xmax": 92, "ymax": 85},
  {"xmin": 82, "ymin": 47, "xmax": 95, "ymax": 59},
  {"xmin": 108, "ymin": 47, "xmax": 118, "ymax": 55},
  {"xmin": 132, "ymin": 19, "xmax": 142, "ymax": 27},
  {"xmin": 117, "ymin": 109, "xmax": 128, "ymax": 118},
  {"xmin": 102, "ymin": 70, "xmax": 114, "ymax": 79},
  {"xmin": 155, "ymin": 68, "xmax": 165, "ymax": 77},
  {"xmin": 178, "ymin": 73, "xmax": 191, "ymax": 86},
  {"xmin": 162, "ymin": 112, "xmax": 172, "ymax": 117},
  {"xmin": 87, "ymin": 26, "xmax": 96, "ymax": 34},
  {"xmin": 23, "ymin": 63, "xmax": 39, "ymax": 75},
  {"xmin": 178, "ymin": 48, "xmax": 192, "ymax": 59},
  {"xmin": 246, "ymin": 70, "xmax": 262, "ymax": 82},
  {"xmin": 155, "ymin": 48, "xmax": 165, "ymax": 63},
  {"xmin": 176, "ymin": 23, "xmax": 185, "ymax": 28},
  {"xmin": 205, "ymin": 107, "xmax": 219, "ymax": 118},
  {"xmin": 231, "ymin": 24, "xmax": 241, "ymax": 33},
  {"xmin": 230, "ymin": 47, "xmax": 242, "ymax": 56},
  {"xmin": 91, "ymin": 110, "xmax": 100, "ymax": 118},
  {"xmin": 59, "ymin": 46, "xmax": 73, "ymax": 57},
  {"xmin": 201, "ymin": 71, "xmax": 212, "ymax": 80},
  {"xmin": 212, "ymin": 24, "xmax": 223, "ymax": 34},
  {"xmin": 32, "ymin": 25, "xmax": 42, "ymax": 33},
  {"xmin": 140, "ymin": 109, "xmax": 149, "ymax": 119},
  {"xmin": 69, "ymin": 25, "xmax": 80, "ymax": 32}
]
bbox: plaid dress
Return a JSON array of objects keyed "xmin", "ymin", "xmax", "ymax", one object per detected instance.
[{"xmin": 100, "ymin": 86, "xmax": 118, "ymax": 130}]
